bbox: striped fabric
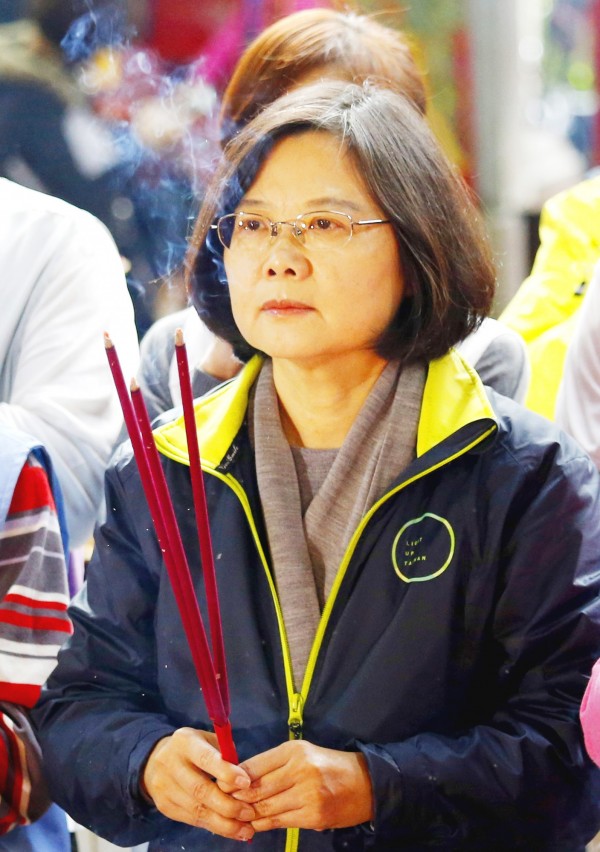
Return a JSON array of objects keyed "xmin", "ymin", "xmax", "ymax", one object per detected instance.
[{"xmin": 0, "ymin": 456, "xmax": 71, "ymax": 834}]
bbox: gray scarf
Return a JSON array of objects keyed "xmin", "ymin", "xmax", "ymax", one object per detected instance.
[{"xmin": 251, "ymin": 359, "xmax": 426, "ymax": 687}]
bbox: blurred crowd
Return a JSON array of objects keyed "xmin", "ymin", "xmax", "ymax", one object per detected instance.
[{"xmin": 0, "ymin": 0, "xmax": 318, "ymax": 335}]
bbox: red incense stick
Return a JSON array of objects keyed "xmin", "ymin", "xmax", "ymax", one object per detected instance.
[
  {"xmin": 104, "ymin": 335, "xmax": 237, "ymax": 764},
  {"xmin": 103, "ymin": 335, "xmax": 172, "ymax": 559},
  {"xmin": 174, "ymin": 328, "xmax": 229, "ymax": 717},
  {"xmin": 130, "ymin": 379, "xmax": 238, "ymax": 764}
]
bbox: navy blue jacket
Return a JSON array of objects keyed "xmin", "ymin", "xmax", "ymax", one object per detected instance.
[{"xmin": 33, "ymin": 354, "xmax": 600, "ymax": 850}]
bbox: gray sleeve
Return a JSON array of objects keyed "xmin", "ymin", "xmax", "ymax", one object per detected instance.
[
  {"xmin": 138, "ymin": 312, "xmax": 184, "ymax": 421},
  {"xmin": 474, "ymin": 333, "xmax": 530, "ymax": 403},
  {"xmin": 191, "ymin": 369, "xmax": 222, "ymax": 398}
]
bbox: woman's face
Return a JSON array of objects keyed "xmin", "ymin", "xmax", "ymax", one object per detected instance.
[{"xmin": 223, "ymin": 130, "xmax": 406, "ymax": 369}]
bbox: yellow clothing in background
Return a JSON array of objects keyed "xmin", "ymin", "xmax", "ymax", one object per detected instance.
[{"xmin": 500, "ymin": 176, "xmax": 600, "ymax": 419}]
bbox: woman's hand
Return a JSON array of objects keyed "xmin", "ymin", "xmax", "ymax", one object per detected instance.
[
  {"xmin": 230, "ymin": 740, "xmax": 374, "ymax": 832},
  {"xmin": 142, "ymin": 728, "xmax": 255, "ymax": 841}
]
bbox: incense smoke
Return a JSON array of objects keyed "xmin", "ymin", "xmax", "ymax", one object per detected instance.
[{"xmin": 59, "ymin": 1, "xmax": 223, "ymax": 329}]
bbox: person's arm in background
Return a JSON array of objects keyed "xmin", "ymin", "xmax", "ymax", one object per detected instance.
[
  {"xmin": 0, "ymin": 454, "xmax": 71, "ymax": 834},
  {"xmin": 137, "ymin": 311, "xmax": 183, "ymax": 421},
  {"xmin": 555, "ymin": 260, "xmax": 600, "ymax": 468},
  {"xmin": 558, "ymin": 265, "xmax": 600, "ymax": 768},
  {"xmin": 499, "ymin": 176, "xmax": 600, "ymax": 344},
  {"xmin": 0, "ymin": 192, "xmax": 139, "ymax": 546},
  {"xmin": 456, "ymin": 317, "xmax": 531, "ymax": 403},
  {"xmin": 138, "ymin": 306, "xmax": 240, "ymax": 422}
]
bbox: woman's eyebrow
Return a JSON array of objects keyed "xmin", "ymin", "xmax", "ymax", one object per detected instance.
[
  {"xmin": 305, "ymin": 197, "xmax": 362, "ymax": 213},
  {"xmin": 237, "ymin": 197, "xmax": 264, "ymax": 208},
  {"xmin": 238, "ymin": 197, "xmax": 363, "ymax": 212}
]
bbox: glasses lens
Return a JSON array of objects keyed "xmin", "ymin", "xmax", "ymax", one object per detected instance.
[
  {"xmin": 299, "ymin": 212, "xmax": 353, "ymax": 248},
  {"xmin": 216, "ymin": 214, "xmax": 236, "ymax": 249},
  {"xmin": 218, "ymin": 213, "xmax": 271, "ymax": 250}
]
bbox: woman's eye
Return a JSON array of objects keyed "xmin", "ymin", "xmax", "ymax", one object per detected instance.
[
  {"xmin": 310, "ymin": 217, "xmax": 335, "ymax": 231},
  {"xmin": 243, "ymin": 218, "xmax": 265, "ymax": 232}
]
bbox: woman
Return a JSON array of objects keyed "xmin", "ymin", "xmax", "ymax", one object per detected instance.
[
  {"xmin": 139, "ymin": 8, "xmax": 528, "ymax": 421},
  {"xmin": 34, "ymin": 82, "xmax": 600, "ymax": 850}
]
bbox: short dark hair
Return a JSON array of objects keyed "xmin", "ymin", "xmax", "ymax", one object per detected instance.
[{"xmin": 187, "ymin": 81, "xmax": 496, "ymax": 364}]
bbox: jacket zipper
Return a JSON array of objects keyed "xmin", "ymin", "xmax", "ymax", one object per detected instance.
[
  {"xmin": 289, "ymin": 692, "xmax": 304, "ymax": 739},
  {"xmin": 205, "ymin": 422, "xmax": 496, "ymax": 852},
  {"xmin": 205, "ymin": 469, "xmax": 301, "ymax": 852}
]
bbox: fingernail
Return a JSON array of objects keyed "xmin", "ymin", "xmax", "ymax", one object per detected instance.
[
  {"xmin": 235, "ymin": 775, "xmax": 251, "ymax": 789},
  {"xmin": 240, "ymin": 806, "xmax": 254, "ymax": 820},
  {"xmin": 237, "ymin": 826, "xmax": 254, "ymax": 841}
]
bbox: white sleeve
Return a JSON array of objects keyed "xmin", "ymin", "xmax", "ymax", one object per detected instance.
[
  {"xmin": 0, "ymin": 207, "xmax": 139, "ymax": 546},
  {"xmin": 555, "ymin": 259, "xmax": 600, "ymax": 468}
]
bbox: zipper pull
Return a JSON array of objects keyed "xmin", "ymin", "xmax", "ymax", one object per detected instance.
[{"xmin": 288, "ymin": 692, "xmax": 304, "ymax": 739}]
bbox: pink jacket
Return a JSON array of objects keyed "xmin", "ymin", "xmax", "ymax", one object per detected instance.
[{"xmin": 581, "ymin": 659, "xmax": 600, "ymax": 765}]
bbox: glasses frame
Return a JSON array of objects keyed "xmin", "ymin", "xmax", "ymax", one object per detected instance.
[{"xmin": 210, "ymin": 210, "xmax": 391, "ymax": 251}]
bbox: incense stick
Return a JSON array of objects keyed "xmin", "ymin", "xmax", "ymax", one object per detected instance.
[
  {"xmin": 129, "ymin": 381, "xmax": 225, "ymax": 717},
  {"xmin": 104, "ymin": 334, "xmax": 237, "ymax": 763},
  {"xmin": 174, "ymin": 328, "xmax": 229, "ymax": 717}
]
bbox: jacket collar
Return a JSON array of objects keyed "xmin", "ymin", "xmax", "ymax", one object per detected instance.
[
  {"xmin": 418, "ymin": 348, "xmax": 496, "ymax": 456},
  {"xmin": 154, "ymin": 356, "xmax": 262, "ymax": 468},
  {"xmin": 153, "ymin": 350, "xmax": 497, "ymax": 467}
]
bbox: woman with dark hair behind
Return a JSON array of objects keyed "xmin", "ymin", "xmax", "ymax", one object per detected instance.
[
  {"xmin": 34, "ymin": 82, "xmax": 600, "ymax": 850},
  {"xmin": 219, "ymin": 5, "xmax": 426, "ymax": 132}
]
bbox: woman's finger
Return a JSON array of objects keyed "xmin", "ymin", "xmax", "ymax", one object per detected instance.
[
  {"xmin": 182, "ymin": 728, "xmax": 251, "ymax": 790},
  {"xmin": 159, "ymin": 788, "xmax": 255, "ymax": 841},
  {"xmin": 232, "ymin": 763, "xmax": 293, "ymax": 803},
  {"xmin": 251, "ymin": 807, "xmax": 305, "ymax": 833}
]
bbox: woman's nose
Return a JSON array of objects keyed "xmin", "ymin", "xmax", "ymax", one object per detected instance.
[{"xmin": 261, "ymin": 230, "xmax": 311, "ymax": 279}]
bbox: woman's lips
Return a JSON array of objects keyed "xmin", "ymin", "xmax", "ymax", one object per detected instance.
[{"xmin": 260, "ymin": 299, "xmax": 314, "ymax": 314}]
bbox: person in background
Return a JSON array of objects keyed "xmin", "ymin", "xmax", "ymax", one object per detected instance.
[
  {"xmin": 0, "ymin": 0, "xmax": 119, "ymax": 226},
  {"xmin": 562, "ymin": 264, "xmax": 600, "ymax": 775},
  {"xmin": 139, "ymin": 7, "xmax": 528, "ymax": 422},
  {"xmin": 34, "ymin": 81, "xmax": 600, "ymax": 850},
  {"xmin": 555, "ymin": 259, "xmax": 600, "ymax": 468},
  {"xmin": 0, "ymin": 425, "xmax": 71, "ymax": 851},
  {"xmin": 499, "ymin": 174, "xmax": 600, "ymax": 419},
  {"xmin": 0, "ymin": 0, "xmax": 166, "ymax": 334},
  {"xmin": 0, "ymin": 178, "xmax": 139, "ymax": 550}
]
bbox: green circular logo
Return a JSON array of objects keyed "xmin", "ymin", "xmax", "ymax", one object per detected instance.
[{"xmin": 392, "ymin": 513, "xmax": 455, "ymax": 583}]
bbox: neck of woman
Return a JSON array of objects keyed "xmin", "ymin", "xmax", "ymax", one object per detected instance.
[{"xmin": 271, "ymin": 352, "xmax": 389, "ymax": 449}]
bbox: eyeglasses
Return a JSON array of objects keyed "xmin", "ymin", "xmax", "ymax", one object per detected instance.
[{"xmin": 211, "ymin": 210, "xmax": 391, "ymax": 252}]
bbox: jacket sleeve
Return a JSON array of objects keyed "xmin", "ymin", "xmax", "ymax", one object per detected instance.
[
  {"xmin": 137, "ymin": 311, "xmax": 179, "ymax": 422},
  {"xmin": 32, "ymin": 456, "xmax": 176, "ymax": 846},
  {"xmin": 0, "ymin": 455, "xmax": 71, "ymax": 834},
  {"xmin": 0, "ymin": 208, "xmax": 139, "ymax": 547},
  {"xmin": 0, "ymin": 703, "xmax": 51, "ymax": 834},
  {"xmin": 357, "ymin": 448, "xmax": 600, "ymax": 847}
]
